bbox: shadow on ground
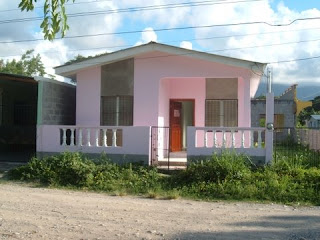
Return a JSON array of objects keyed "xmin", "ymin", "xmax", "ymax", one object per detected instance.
[{"xmin": 173, "ymin": 215, "xmax": 320, "ymax": 240}]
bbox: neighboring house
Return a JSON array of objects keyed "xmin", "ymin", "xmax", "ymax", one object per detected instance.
[
  {"xmin": 37, "ymin": 42, "xmax": 269, "ymax": 165},
  {"xmin": 307, "ymin": 115, "xmax": 320, "ymax": 128},
  {"xmin": 0, "ymin": 73, "xmax": 38, "ymax": 162},
  {"xmin": 0, "ymin": 72, "xmax": 75, "ymax": 162},
  {"xmin": 251, "ymin": 84, "xmax": 312, "ymax": 129}
]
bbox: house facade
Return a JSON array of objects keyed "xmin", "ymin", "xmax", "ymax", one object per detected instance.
[
  {"xmin": 307, "ymin": 115, "xmax": 320, "ymax": 129},
  {"xmin": 36, "ymin": 42, "xmax": 269, "ymax": 165},
  {"xmin": 252, "ymin": 84, "xmax": 312, "ymax": 128}
]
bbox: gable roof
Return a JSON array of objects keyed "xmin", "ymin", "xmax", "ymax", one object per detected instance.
[{"xmin": 55, "ymin": 42, "xmax": 267, "ymax": 77}]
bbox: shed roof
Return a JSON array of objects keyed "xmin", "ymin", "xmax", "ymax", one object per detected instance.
[{"xmin": 0, "ymin": 72, "xmax": 37, "ymax": 84}]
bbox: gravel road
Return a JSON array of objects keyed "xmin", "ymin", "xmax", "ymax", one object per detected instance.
[{"xmin": 0, "ymin": 183, "xmax": 320, "ymax": 240}]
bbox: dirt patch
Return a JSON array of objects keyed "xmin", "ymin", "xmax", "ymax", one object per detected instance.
[{"xmin": 0, "ymin": 183, "xmax": 319, "ymax": 240}]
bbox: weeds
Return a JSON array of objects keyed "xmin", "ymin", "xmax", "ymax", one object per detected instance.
[{"xmin": 7, "ymin": 152, "xmax": 320, "ymax": 205}]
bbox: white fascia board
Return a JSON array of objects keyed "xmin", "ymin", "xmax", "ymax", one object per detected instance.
[
  {"xmin": 55, "ymin": 44, "xmax": 157, "ymax": 76},
  {"xmin": 55, "ymin": 43, "xmax": 267, "ymax": 77}
]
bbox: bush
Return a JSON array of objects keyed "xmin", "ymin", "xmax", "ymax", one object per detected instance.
[
  {"xmin": 7, "ymin": 151, "xmax": 320, "ymax": 205},
  {"xmin": 173, "ymin": 152, "xmax": 252, "ymax": 185},
  {"xmin": 8, "ymin": 152, "xmax": 162, "ymax": 194}
]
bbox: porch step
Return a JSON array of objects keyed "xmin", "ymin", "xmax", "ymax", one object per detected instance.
[
  {"xmin": 157, "ymin": 158, "xmax": 187, "ymax": 167},
  {"xmin": 158, "ymin": 161, "xmax": 187, "ymax": 167}
]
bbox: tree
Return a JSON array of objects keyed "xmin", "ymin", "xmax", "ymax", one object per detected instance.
[
  {"xmin": 19, "ymin": 0, "xmax": 74, "ymax": 40},
  {"xmin": 312, "ymin": 96, "xmax": 320, "ymax": 111},
  {"xmin": 0, "ymin": 50, "xmax": 46, "ymax": 76}
]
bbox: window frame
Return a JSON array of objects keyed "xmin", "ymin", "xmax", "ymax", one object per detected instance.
[
  {"xmin": 205, "ymin": 99, "xmax": 238, "ymax": 127},
  {"xmin": 101, "ymin": 95, "xmax": 133, "ymax": 126}
]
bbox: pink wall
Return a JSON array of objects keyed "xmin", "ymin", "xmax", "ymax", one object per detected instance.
[
  {"xmin": 72, "ymin": 51, "xmax": 260, "ymax": 128},
  {"xmin": 159, "ymin": 77, "xmax": 205, "ymax": 127},
  {"xmin": 76, "ymin": 67, "xmax": 101, "ymax": 126},
  {"xmin": 134, "ymin": 51, "xmax": 256, "ymax": 127}
]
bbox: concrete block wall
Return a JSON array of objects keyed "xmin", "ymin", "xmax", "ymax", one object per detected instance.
[
  {"xmin": 251, "ymin": 99, "xmax": 296, "ymax": 128},
  {"xmin": 38, "ymin": 79, "xmax": 76, "ymax": 125}
]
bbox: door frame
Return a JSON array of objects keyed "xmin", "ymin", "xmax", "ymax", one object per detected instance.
[{"xmin": 169, "ymin": 99, "xmax": 195, "ymax": 152}]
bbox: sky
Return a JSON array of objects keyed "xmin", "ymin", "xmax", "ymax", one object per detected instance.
[{"xmin": 0, "ymin": 0, "xmax": 320, "ymax": 96}]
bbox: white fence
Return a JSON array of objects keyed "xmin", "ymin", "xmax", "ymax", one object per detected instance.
[
  {"xmin": 37, "ymin": 125, "xmax": 150, "ymax": 156},
  {"xmin": 187, "ymin": 127, "xmax": 266, "ymax": 158}
]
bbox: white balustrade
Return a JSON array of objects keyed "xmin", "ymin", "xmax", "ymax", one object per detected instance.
[
  {"xmin": 241, "ymin": 130, "xmax": 245, "ymax": 148},
  {"xmin": 204, "ymin": 131, "xmax": 208, "ymax": 148},
  {"xmin": 231, "ymin": 130, "xmax": 235, "ymax": 148},
  {"xmin": 95, "ymin": 129, "xmax": 99, "ymax": 147},
  {"xmin": 78, "ymin": 129, "xmax": 83, "ymax": 146},
  {"xmin": 60, "ymin": 126, "xmax": 122, "ymax": 148},
  {"xmin": 222, "ymin": 130, "xmax": 226, "ymax": 148},
  {"xmin": 103, "ymin": 129, "xmax": 107, "ymax": 147},
  {"xmin": 86, "ymin": 129, "xmax": 91, "ymax": 147},
  {"xmin": 193, "ymin": 127, "xmax": 265, "ymax": 149},
  {"xmin": 62, "ymin": 128, "xmax": 67, "ymax": 146},
  {"xmin": 70, "ymin": 128, "xmax": 75, "ymax": 146},
  {"xmin": 112, "ymin": 129, "xmax": 117, "ymax": 147}
]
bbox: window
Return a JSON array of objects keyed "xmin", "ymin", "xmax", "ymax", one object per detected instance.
[
  {"xmin": 205, "ymin": 99, "xmax": 238, "ymax": 127},
  {"xmin": 101, "ymin": 96, "xmax": 133, "ymax": 126},
  {"xmin": 100, "ymin": 59, "xmax": 134, "ymax": 126},
  {"xmin": 259, "ymin": 114, "xmax": 284, "ymax": 129}
]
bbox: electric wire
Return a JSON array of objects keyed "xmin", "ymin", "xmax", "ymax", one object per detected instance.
[
  {"xmin": 1, "ymin": 16, "xmax": 320, "ymax": 45},
  {"xmin": 1, "ymin": 35, "xmax": 320, "ymax": 59},
  {"xmin": 0, "ymin": 0, "xmax": 265, "ymax": 24}
]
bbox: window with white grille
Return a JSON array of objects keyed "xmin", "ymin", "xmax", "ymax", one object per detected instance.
[
  {"xmin": 205, "ymin": 99, "xmax": 238, "ymax": 127},
  {"xmin": 101, "ymin": 96, "xmax": 133, "ymax": 126}
]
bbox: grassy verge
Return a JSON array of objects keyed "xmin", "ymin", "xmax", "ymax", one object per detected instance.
[{"xmin": 6, "ymin": 152, "xmax": 320, "ymax": 205}]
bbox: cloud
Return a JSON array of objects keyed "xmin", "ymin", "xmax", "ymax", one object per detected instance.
[
  {"xmin": 0, "ymin": 0, "xmax": 125, "ymax": 81},
  {"xmin": 180, "ymin": 41, "xmax": 192, "ymax": 50},
  {"xmin": 188, "ymin": 0, "xmax": 320, "ymax": 84},
  {"xmin": 135, "ymin": 27, "xmax": 158, "ymax": 46},
  {"xmin": 1, "ymin": 0, "xmax": 320, "ymax": 86}
]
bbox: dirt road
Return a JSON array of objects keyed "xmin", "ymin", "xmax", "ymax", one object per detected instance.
[{"xmin": 0, "ymin": 183, "xmax": 319, "ymax": 240}]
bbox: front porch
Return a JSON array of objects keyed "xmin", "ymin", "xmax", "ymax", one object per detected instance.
[{"xmin": 36, "ymin": 125, "xmax": 268, "ymax": 166}]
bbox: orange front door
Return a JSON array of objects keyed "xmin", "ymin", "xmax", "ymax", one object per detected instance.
[{"xmin": 170, "ymin": 101, "xmax": 182, "ymax": 152}]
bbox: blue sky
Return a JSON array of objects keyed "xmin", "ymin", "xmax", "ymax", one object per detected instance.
[
  {"xmin": 271, "ymin": 0, "xmax": 320, "ymax": 11},
  {"xmin": 0, "ymin": 0, "xmax": 320, "ymax": 94}
]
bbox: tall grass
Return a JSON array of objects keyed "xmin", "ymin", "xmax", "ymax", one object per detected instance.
[{"xmin": 7, "ymin": 152, "xmax": 320, "ymax": 205}]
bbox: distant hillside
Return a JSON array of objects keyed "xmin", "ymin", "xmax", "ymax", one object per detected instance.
[{"xmin": 255, "ymin": 82, "xmax": 320, "ymax": 100}]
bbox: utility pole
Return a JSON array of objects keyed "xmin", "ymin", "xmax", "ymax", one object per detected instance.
[{"xmin": 265, "ymin": 68, "xmax": 274, "ymax": 164}]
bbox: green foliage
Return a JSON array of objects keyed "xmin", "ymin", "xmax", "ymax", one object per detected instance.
[
  {"xmin": 175, "ymin": 152, "xmax": 251, "ymax": 185},
  {"xmin": 297, "ymin": 106, "xmax": 317, "ymax": 126},
  {"xmin": 297, "ymin": 96, "xmax": 320, "ymax": 126},
  {"xmin": 0, "ymin": 50, "xmax": 45, "ymax": 76},
  {"xmin": 19, "ymin": 0, "xmax": 75, "ymax": 40},
  {"xmin": 8, "ymin": 152, "xmax": 162, "ymax": 194},
  {"xmin": 7, "ymin": 152, "xmax": 320, "ymax": 205}
]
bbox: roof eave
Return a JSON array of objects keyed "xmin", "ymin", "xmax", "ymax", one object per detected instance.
[{"xmin": 55, "ymin": 42, "xmax": 267, "ymax": 77}]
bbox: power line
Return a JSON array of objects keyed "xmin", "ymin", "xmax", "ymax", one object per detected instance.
[
  {"xmin": 0, "ymin": 0, "xmax": 112, "ymax": 13},
  {"xmin": 2, "ymin": 34, "xmax": 320, "ymax": 59},
  {"xmin": 0, "ymin": 0, "xmax": 265, "ymax": 24},
  {"xmin": 1, "ymin": 17, "xmax": 320, "ymax": 45},
  {"xmin": 36, "ymin": 43, "xmax": 320, "ymax": 68},
  {"xmin": 301, "ymin": 90, "xmax": 320, "ymax": 99},
  {"xmin": 269, "ymin": 55, "xmax": 320, "ymax": 64}
]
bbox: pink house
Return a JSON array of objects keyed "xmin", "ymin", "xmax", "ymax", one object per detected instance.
[{"xmin": 37, "ymin": 42, "xmax": 268, "ymax": 165}]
